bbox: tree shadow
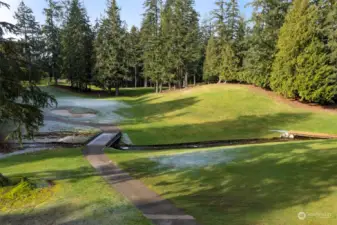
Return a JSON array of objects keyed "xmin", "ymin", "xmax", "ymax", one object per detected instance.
[
  {"xmin": 121, "ymin": 112, "xmax": 313, "ymax": 145},
  {"xmin": 118, "ymin": 96, "xmax": 200, "ymax": 125},
  {"xmin": 117, "ymin": 140, "xmax": 337, "ymax": 225},
  {"xmin": 0, "ymin": 149, "xmax": 101, "ymax": 184},
  {"xmin": 0, "ymin": 201, "xmax": 152, "ymax": 225},
  {"xmin": 4, "ymin": 166, "xmax": 99, "ymax": 184}
]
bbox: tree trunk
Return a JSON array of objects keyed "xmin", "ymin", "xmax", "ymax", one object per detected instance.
[
  {"xmin": 49, "ymin": 70, "xmax": 53, "ymax": 83},
  {"xmin": 159, "ymin": 82, "xmax": 163, "ymax": 93},
  {"xmin": 218, "ymin": 77, "xmax": 222, "ymax": 84},
  {"xmin": 115, "ymin": 83, "xmax": 120, "ymax": 96},
  {"xmin": 155, "ymin": 80, "xmax": 159, "ymax": 93},
  {"xmin": 144, "ymin": 77, "xmax": 148, "ymax": 87},
  {"xmin": 134, "ymin": 67, "xmax": 138, "ymax": 88},
  {"xmin": 168, "ymin": 82, "xmax": 171, "ymax": 90},
  {"xmin": 54, "ymin": 73, "xmax": 58, "ymax": 85},
  {"xmin": 178, "ymin": 79, "xmax": 182, "ymax": 89},
  {"xmin": 193, "ymin": 75, "xmax": 196, "ymax": 86},
  {"xmin": 184, "ymin": 71, "xmax": 188, "ymax": 88}
]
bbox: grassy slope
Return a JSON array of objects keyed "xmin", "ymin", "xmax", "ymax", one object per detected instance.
[
  {"xmin": 107, "ymin": 140, "xmax": 337, "ymax": 225},
  {"xmin": 0, "ymin": 149, "xmax": 151, "ymax": 225},
  {"xmin": 117, "ymin": 85, "xmax": 337, "ymax": 145}
]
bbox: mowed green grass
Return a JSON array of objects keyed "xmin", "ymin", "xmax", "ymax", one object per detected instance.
[
  {"xmin": 0, "ymin": 149, "xmax": 151, "ymax": 225},
  {"xmin": 117, "ymin": 84, "xmax": 337, "ymax": 145},
  {"xmin": 107, "ymin": 140, "xmax": 337, "ymax": 225}
]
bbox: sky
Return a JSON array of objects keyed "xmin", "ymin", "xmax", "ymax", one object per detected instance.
[{"xmin": 0, "ymin": 0, "xmax": 252, "ymax": 28}]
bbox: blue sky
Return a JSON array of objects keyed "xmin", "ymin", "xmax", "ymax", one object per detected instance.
[{"xmin": 1, "ymin": 0, "xmax": 252, "ymax": 28}]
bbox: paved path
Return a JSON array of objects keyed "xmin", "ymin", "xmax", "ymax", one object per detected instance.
[{"xmin": 83, "ymin": 133, "xmax": 201, "ymax": 225}]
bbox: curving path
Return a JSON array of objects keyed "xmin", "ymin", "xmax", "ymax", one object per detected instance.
[{"xmin": 83, "ymin": 132, "xmax": 201, "ymax": 225}]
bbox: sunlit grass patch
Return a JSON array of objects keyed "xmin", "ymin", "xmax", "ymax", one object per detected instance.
[{"xmin": 107, "ymin": 140, "xmax": 337, "ymax": 225}]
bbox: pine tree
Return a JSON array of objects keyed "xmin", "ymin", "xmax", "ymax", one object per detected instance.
[
  {"xmin": 244, "ymin": 0, "xmax": 291, "ymax": 88},
  {"xmin": 14, "ymin": 1, "xmax": 42, "ymax": 83},
  {"xmin": 203, "ymin": 35, "xmax": 219, "ymax": 82},
  {"xmin": 95, "ymin": 0, "xmax": 128, "ymax": 96},
  {"xmin": 160, "ymin": 0, "xmax": 176, "ymax": 89},
  {"xmin": 219, "ymin": 42, "xmax": 238, "ymax": 82},
  {"xmin": 198, "ymin": 15, "xmax": 213, "ymax": 85},
  {"xmin": 1, "ymin": 1, "xmax": 56, "ymax": 144},
  {"xmin": 213, "ymin": 0, "xmax": 226, "ymax": 40},
  {"xmin": 172, "ymin": 0, "xmax": 200, "ymax": 87},
  {"xmin": 61, "ymin": 0, "xmax": 92, "ymax": 90},
  {"xmin": 128, "ymin": 26, "xmax": 142, "ymax": 88},
  {"xmin": 225, "ymin": 0, "xmax": 240, "ymax": 42},
  {"xmin": 236, "ymin": 17, "xmax": 246, "ymax": 69},
  {"xmin": 211, "ymin": 0, "xmax": 240, "ymax": 83},
  {"xmin": 141, "ymin": 0, "xmax": 163, "ymax": 92},
  {"xmin": 271, "ymin": 0, "xmax": 336, "ymax": 104},
  {"xmin": 325, "ymin": 1, "xmax": 337, "ymax": 70},
  {"xmin": 43, "ymin": 0, "xmax": 62, "ymax": 84}
]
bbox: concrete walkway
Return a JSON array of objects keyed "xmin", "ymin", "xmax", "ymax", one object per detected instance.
[{"xmin": 83, "ymin": 133, "xmax": 201, "ymax": 225}]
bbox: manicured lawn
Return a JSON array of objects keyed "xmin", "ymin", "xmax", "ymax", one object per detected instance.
[
  {"xmin": 0, "ymin": 149, "xmax": 151, "ymax": 225},
  {"xmin": 107, "ymin": 140, "xmax": 337, "ymax": 225},
  {"xmin": 117, "ymin": 84, "xmax": 337, "ymax": 145}
]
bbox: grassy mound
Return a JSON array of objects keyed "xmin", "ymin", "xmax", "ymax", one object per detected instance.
[{"xmin": 118, "ymin": 84, "xmax": 337, "ymax": 145}]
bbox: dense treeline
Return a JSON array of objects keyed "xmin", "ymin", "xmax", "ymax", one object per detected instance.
[{"xmin": 3, "ymin": 0, "xmax": 337, "ymax": 103}]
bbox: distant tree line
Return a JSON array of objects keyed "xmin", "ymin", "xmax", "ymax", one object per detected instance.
[{"xmin": 3, "ymin": 0, "xmax": 337, "ymax": 103}]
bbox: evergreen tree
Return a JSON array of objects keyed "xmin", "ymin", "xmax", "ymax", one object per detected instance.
[
  {"xmin": 198, "ymin": 15, "xmax": 213, "ymax": 85},
  {"xmin": 141, "ymin": 0, "xmax": 163, "ymax": 92},
  {"xmin": 213, "ymin": 0, "xmax": 226, "ymax": 40},
  {"xmin": 219, "ymin": 42, "xmax": 238, "ymax": 82},
  {"xmin": 325, "ymin": 1, "xmax": 337, "ymax": 70},
  {"xmin": 14, "ymin": 1, "xmax": 42, "ymax": 83},
  {"xmin": 244, "ymin": 0, "xmax": 291, "ymax": 88},
  {"xmin": 236, "ymin": 17, "xmax": 247, "ymax": 69},
  {"xmin": 271, "ymin": 0, "xmax": 336, "ymax": 104},
  {"xmin": 203, "ymin": 35, "xmax": 219, "ymax": 82},
  {"xmin": 128, "ymin": 26, "xmax": 142, "ymax": 88},
  {"xmin": 171, "ymin": 0, "xmax": 200, "ymax": 87},
  {"xmin": 211, "ymin": 0, "xmax": 240, "ymax": 83},
  {"xmin": 225, "ymin": 0, "xmax": 240, "ymax": 42},
  {"xmin": 61, "ymin": 0, "xmax": 92, "ymax": 90},
  {"xmin": 1, "ymin": 1, "xmax": 56, "ymax": 144},
  {"xmin": 160, "ymin": 0, "xmax": 176, "ymax": 89},
  {"xmin": 43, "ymin": 0, "xmax": 62, "ymax": 84},
  {"xmin": 95, "ymin": 0, "xmax": 128, "ymax": 96}
]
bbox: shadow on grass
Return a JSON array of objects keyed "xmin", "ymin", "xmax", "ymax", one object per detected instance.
[
  {"xmin": 0, "ymin": 150, "xmax": 100, "ymax": 183},
  {"xmin": 4, "ymin": 166, "xmax": 99, "ymax": 184},
  {"xmin": 117, "ymin": 140, "xmax": 337, "ymax": 225},
  {"xmin": 121, "ymin": 112, "xmax": 313, "ymax": 145},
  {"xmin": 118, "ymin": 96, "xmax": 200, "ymax": 124},
  {"xmin": 0, "ymin": 201, "xmax": 151, "ymax": 225}
]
